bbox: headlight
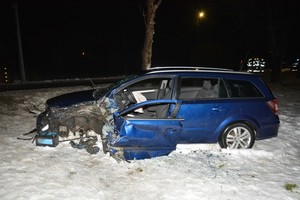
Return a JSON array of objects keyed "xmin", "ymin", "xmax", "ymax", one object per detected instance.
[{"xmin": 41, "ymin": 124, "xmax": 49, "ymax": 131}]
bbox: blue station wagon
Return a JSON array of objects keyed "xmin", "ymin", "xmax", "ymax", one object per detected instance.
[{"xmin": 35, "ymin": 67, "xmax": 280, "ymax": 160}]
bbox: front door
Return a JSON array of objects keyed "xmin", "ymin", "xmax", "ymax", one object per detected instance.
[{"xmin": 109, "ymin": 100, "xmax": 183, "ymax": 160}]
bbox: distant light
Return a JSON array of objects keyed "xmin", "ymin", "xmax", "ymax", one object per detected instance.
[
  {"xmin": 198, "ymin": 11, "xmax": 205, "ymax": 19},
  {"xmin": 1, "ymin": 66, "xmax": 9, "ymax": 83},
  {"xmin": 81, "ymin": 51, "xmax": 85, "ymax": 56},
  {"xmin": 247, "ymin": 57, "xmax": 265, "ymax": 73}
]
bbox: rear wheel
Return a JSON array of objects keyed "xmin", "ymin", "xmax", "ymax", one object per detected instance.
[{"xmin": 219, "ymin": 123, "xmax": 255, "ymax": 149}]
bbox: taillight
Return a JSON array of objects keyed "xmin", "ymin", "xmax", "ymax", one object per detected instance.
[{"xmin": 267, "ymin": 98, "xmax": 278, "ymax": 114}]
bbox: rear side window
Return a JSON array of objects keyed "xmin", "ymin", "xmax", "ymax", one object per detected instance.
[
  {"xmin": 225, "ymin": 79, "xmax": 263, "ymax": 98},
  {"xmin": 178, "ymin": 77, "xmax": 223, "ymax": 99}
]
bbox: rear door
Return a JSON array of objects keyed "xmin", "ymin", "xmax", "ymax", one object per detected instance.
[{"xmin": 176, "ymin": 77, "xmax": 229, "ymax": 143}]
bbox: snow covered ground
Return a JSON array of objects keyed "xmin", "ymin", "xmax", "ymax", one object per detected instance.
[{"xmin": 0, "ymin": 75, "xmax": 299, "ymax": 200}]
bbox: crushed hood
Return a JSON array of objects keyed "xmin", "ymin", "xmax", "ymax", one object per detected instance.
[{"xmin": 46, "ymin": 89, "xmax": 99, "ymax": 108}]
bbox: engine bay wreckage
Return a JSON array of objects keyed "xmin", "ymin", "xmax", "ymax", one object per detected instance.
[{"xmin": 28, "ymin": 75, "xmax": 181, "ymax": 161}]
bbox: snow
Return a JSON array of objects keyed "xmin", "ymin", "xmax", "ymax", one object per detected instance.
[{"xmin": 0, "ymin": 79, "xmax": 300, "ymax": 200}]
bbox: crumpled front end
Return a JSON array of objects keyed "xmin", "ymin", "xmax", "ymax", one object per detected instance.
[
  {"xmin": 35, "ymin": 86, "xmax": 182, "ymax": 161},
  {"xmin": 35, "ymin": 97, "xmax": 112, "ymax": 152},
  {"xmin": 37, "ymin": 102, "xmax": 104, "ymax": 138}
]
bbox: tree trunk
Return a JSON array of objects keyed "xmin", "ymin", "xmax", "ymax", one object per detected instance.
[
  {"xmin": 141, "ymin": 0, "xmax": 162, "ymax": 71},
  {"xmin": 270, "ymin": 49, "xmax": 282, "ymax": 83},
  {"xmin": 266, "ymin": 2, "xmax": 284, "ymax": 83}
]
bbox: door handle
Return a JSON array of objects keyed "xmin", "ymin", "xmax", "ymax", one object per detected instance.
[{"xmin": 212, "ymin": 107, "xmax": 222, "ymax": 112}]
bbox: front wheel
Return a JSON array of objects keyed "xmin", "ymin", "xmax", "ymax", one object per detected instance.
[{"xmin": 218, "ymin": 123, "xmax": 255, "ymax": 149}]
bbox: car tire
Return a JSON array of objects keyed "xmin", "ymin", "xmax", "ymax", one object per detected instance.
[{"xmin": 218, "ymin": 123, "xmax": 255, "ymax": 149}]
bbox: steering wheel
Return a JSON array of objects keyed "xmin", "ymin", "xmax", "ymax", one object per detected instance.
[{"xmin": 122, "ymin": 89, "xmax": 136, "ymax": 106}]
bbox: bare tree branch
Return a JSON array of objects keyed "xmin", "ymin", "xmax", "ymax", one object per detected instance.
[{"xmin": 138, "ymin": 3, "xmax": 146, "ymax": 27}]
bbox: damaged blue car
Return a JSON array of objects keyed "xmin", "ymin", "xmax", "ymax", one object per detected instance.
[{"xmin": 35, "ymin": 67, "xmax": 280, "ymax": 160}]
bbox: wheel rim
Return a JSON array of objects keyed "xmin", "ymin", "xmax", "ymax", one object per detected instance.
[{"xmin": 226, "ymin": 126, "xmax": 252, "ymax": 149}]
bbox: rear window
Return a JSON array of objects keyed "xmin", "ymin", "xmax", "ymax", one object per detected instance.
[{"xmin": 225, "ymin": 79, "xmax": 263, "ymax": 98}]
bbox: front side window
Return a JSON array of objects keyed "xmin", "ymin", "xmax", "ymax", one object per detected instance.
[
  {"xmin": 126, "ymin": 77, "xmax": 173, "ymax": 100},
  {"xmin": 113, "ymin": 77, "xmax": 173, "ymax": 112},
  {"xmin": 225, "ymin": 79, "xmax": 263, "ymax": 98}
]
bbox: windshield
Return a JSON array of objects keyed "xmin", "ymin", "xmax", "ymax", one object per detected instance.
[{"xmin": 93, "ymin": 74, "xmax": 139, "ymax": 99}]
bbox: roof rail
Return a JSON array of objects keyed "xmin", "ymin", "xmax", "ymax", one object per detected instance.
[{"xmin": 147, "ymin": 66, "xmax": 233, "ymax": 72}]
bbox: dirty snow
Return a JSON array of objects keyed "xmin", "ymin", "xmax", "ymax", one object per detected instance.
[{"xmin": 0, "ymin": 79, "xmax": 299, "ymax": 200}]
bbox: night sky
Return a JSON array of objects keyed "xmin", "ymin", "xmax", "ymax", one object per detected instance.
[{"xmin": 1, "ymin": 0, "xmax": 299, "ymax": 81}]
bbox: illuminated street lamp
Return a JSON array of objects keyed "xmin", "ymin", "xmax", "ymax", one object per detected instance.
[
  {"xmin": 197, "ymin": 11, "xmax": 205, "ymax": 28},
  {"xmin": 198, "ymin": 11, "xmax": 205, "ymax": 19}
]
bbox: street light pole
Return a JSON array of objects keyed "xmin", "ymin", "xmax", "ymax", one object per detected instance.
[
  {"xmin": 195, "ymin": 11, "xmax": 205, "ymax": 66},
  {"xmin": 14, "ymin": 1, "xmax": 26, "ymax": 82},
  {"xmin": 197, "ymin": 11, "xmax": 205, "ymax": 29}
]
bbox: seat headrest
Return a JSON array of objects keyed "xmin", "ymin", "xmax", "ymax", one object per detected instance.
[{"xmin": 203, "ymin": 80, "xmax": 212, "ymax": 90}]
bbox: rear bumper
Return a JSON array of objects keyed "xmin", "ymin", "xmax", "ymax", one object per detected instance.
[{"xmin": 256, "ymin": 121, "xmax": 280, "ymax": 140}]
